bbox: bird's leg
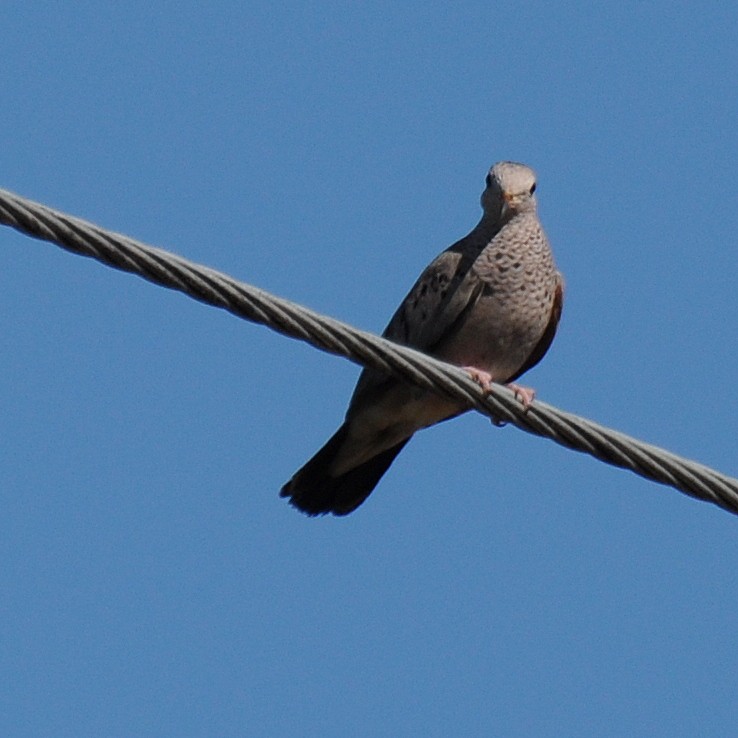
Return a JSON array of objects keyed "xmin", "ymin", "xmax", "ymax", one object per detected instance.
[{"xmin": 506, "ymin": 383, "xmax": 536, "ymax": 408}]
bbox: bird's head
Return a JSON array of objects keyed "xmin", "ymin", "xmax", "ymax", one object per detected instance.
[{"xmin": 481, "ymin": 161, "xmax": 538, "ymax": 220}]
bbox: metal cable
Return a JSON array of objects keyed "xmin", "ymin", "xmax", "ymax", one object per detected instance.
[{"xmin": 1, "ymin": 186, "xmax": 737, "ymax": 517}]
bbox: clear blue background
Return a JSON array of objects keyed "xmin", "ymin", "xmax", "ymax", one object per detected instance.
[{"xmin": 2, "ymin": 3, "xmax": 737, "ymax": 736}]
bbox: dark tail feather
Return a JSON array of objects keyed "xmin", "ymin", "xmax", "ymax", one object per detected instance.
[{"xmin": 280, "ymin": 424, "xmax": 410, "ymax": 516}]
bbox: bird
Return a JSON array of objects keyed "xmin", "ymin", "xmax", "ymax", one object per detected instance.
[{"xmin": 281, "ymin": 161, "xmax": 564, "ymax": 516}]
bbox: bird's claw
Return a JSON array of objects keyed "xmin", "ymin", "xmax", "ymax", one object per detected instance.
[
  {"xmin": 462, "ymin": 366, "xmax": 494, "ymax": 394},
  {"xmin": 462, "ymin": 369, "xmax": 535, "ymax": 407},
  {"xmin": 506, "ymin": 383, "xmax": 536, "ymax": 409},
  {"xmin": 463, "ymin": 368, "xmax": 536, "ymax": 426},
  {"xmin": 488, "ymin": 383, "xmax": 537, "ymax": 427}
]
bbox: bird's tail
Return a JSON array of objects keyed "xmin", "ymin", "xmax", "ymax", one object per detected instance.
[{"xmin": 280, "ymin": 424, "xmax": 410, "ymax": 516}]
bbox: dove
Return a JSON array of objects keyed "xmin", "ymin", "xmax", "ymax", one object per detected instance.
[{"xmin": 281, "ymin": 161, "xmax": 563, "ymax": 516}]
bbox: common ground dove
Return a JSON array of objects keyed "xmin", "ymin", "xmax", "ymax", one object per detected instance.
[{"xmin": 281, "ymin": 161, "xmax": 563, "ymax": 516}]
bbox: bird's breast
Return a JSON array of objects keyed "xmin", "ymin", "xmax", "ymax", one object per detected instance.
[{"xmin": 435, "ymin": 234, "xmax": 558, "ymax": 381}]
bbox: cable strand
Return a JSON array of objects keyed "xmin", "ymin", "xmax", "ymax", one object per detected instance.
[{"xmin": 2, "ymin": 186, "xmax": 737, "ymax": 517}]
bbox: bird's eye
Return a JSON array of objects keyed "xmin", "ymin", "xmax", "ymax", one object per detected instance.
[
  {"xmin": 485, "ymin": 173, "xmax": 493, "ymax": 188},
  {"xmin": 529, "ymin": 182, "xmax": 537, "ymax": 194}
]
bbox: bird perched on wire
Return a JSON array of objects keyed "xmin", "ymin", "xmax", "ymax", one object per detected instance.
[{"xmin": 281, "ymin": 161, "xmax": 564, "ymax": 516}]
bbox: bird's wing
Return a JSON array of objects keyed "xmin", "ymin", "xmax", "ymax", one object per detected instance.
[
  {"xmin": 383, "ymin": 241, "xmax": 484, "ymax": 350},
  {"xmin": 348, "ymin": 239, "xmax": 484, "ymax": 410}
]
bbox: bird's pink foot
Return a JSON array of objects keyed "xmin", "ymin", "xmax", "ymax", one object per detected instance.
[
  {"xmin": 462, "ymin": 366, "xmax": 494, "ymax": 394},
  {"xmin": 506, "ymin": 383, "xmax": 536, "ymax": 408}
]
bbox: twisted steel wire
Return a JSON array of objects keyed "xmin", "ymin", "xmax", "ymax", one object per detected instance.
[{"xmin": 1, "ymin": 186, "xmax": 737, "ymax": 517}]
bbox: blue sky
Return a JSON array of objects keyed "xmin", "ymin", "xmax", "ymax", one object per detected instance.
[{"xmin": 2, "ymin": 3, "xmax": 738, "ymax": 736}]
